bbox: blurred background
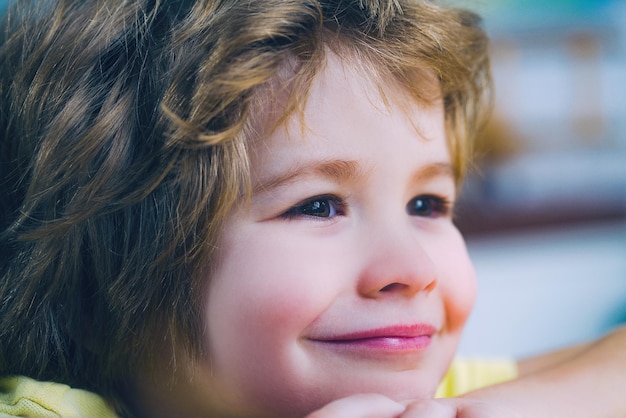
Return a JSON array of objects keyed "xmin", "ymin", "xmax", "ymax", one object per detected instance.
[
  {"xmin": 455, "ymin": 0, "xmax": 626, "ymax": 358},
  {"xmin": 1, "ymin": 0, "xmax": 624, "ymax": 359}
]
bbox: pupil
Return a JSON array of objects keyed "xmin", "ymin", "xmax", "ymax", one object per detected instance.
[
  {"xmin": 304, "ymin": 200, "xmax": 329, "ymax": 217},
  {"xmin": 413, "ymin": 198, "xmax": 431, "ymax": 216}
]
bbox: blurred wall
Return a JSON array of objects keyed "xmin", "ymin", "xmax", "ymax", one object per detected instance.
[
  {"xmin": 457, "ymin": 0, "xmax": 626, "ymax": 358},
  {"xmin": 460, "ymin": 221, "xmax": 626, "ymax": 358}
]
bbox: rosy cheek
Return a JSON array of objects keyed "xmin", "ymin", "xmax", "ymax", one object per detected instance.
[
  {"xmin": 210, "ymin": 239, "xmax": 332, "ymax": 341},
  {"xmin": 435, "ymin": 229, "xmax": 478, "ymax": 331},
  {"xmin": 444, "ymin": 257, "xmax": 477, "ymax": 331}
]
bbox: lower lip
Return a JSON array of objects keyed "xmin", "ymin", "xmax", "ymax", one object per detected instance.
[{"xmin": 312, "ymin": 335, "xmax": 432, "ymax": 354}]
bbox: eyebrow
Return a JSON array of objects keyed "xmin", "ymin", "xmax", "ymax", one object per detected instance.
[
  {"xmin": 410, "ymin": 162, "xmax": 455, "ymax": 184},
  {"xmin": 253, "ymin": 159, "xmax": 363, "ymax": 194},
  {"xmin": 253, "ymin": 160, "xmax": 455, "ymax": 195}
]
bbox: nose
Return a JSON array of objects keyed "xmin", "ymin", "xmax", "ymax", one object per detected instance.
[{"xmin": 356, "ymin": 224, "xmax": 438, "ymax": 299}]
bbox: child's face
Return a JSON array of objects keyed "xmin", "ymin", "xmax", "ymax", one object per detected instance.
[{"xmin": 200, "ymin": 54, "xmax": 477, "ymax": 417}]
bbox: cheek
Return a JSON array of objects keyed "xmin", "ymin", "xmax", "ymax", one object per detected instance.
[
  {"xmin": 208, "ymin": 229, "xmax": 337, "ymax": 332},
  {"xmin": 445, "ymin": 257, "xmax": 477, "ymax": 329},
  {"xmin": 207, "ymin": 234, "xmax": 311, "ymax": 352},
  {"xmin": 202, "ymin": 226, "xmax": 346, "ymax": 409},
  {"xmin": 434, "ymin": 230, "xmax": 478, "ymax": 330}
]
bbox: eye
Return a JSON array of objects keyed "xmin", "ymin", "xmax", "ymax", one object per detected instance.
[
  {"xmin": 281, "ymin": 194, "xmax": 347, "ymax": 220},
  {"xmin": 406, "ymin": 195, "xmax": 452, "ymax": 218}
]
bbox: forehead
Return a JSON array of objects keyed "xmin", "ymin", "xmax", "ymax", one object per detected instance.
[
  {"xmin": 246, "ymin": 53, "xmax": 450, "ymax": 184},
  {"xmin": 249, "ymin": 53, "xmax": 447, "ymax": 155},
  {"xmin": 251, "ymin": 50, "xmax": 442, "ymax": 129}
]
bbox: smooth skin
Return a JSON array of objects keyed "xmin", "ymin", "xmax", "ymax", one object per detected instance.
[
  {"xmin": 201, "ymin": 53, "xmax": 477, "ymax": 417},
  {"xmin": 134, "ymin": 52, "xmax": 478, "ymax": 418},
  {"xmin": 134, "ymin": 52, "xmax": 626, "ymax": 418}
]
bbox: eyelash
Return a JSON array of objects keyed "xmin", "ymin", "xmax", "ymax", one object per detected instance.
[
  {"xmin": 406, "ymin": 194, "xmax": 453, "ymax": 218},
  {"xmin": 280, "ymin": 194, "xmax": 453, "ymax": 220},
  {"xmin": 280, "ymin": 194, "xmax": 348, "ymax": 220}
]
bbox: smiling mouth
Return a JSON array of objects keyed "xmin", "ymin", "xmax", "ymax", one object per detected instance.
[{"xmin": 308, "ymin": 324, "xmax": 437, "ymax": 354}]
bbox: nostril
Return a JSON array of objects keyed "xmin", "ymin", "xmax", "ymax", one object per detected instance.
[
  {"xmin": 378, "ymin": 278, "xmax": 437, "ymax": 294},
  {"xmin": 424, "ymin": 278, "xmax": 438, "ymax": 293},
  {"xmin": 380, "ymin": 283, "xmax": 404, "ymax": 292}
]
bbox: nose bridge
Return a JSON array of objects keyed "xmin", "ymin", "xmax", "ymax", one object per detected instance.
[{"xmin": 356, "ymin": 218, "xmax": 438, "ymax": 298}]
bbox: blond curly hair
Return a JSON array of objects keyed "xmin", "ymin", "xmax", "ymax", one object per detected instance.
[{"xmin": 0, "ymin": 0, "xmax": 490, "ymax": 412}]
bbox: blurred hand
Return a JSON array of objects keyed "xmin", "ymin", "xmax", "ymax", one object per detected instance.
[
  {"xmin": 304, "ymin": 394, "xmax": 405, "ymax": 418},
  {"xmin": 305, "ymin": 394, "xmax": 522, "ymax": 418},
  {"xmin": 405, "ymin": 398, "xmax": 522, "ymax": 418}
]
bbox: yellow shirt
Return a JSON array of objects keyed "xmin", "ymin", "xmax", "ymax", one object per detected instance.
[
  {"xmin": 0, "ymin": 376, "xmax": 117, "ymax": 418},
  {"xmin": 436, "ymin": 358, "xmax": 518, "ymax": 398},
  {"xmin": 0, "ymin": 359, "xmax": 517, "ymax": 417}
]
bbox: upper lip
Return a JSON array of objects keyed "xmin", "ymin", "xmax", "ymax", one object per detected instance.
[{"xmin": 309, "ymin": 324, "xmax": 437, "ymax": 342}]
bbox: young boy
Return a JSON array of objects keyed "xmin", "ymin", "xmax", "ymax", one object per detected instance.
[{"xmin": 1, "ymin": 1, "xmax": 625, "ymax": 417}]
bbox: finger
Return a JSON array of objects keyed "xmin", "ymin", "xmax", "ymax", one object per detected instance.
[
  {"xmin": 400, "ymin": 399, "xmax": 456, "ymax": 418},
  {"xmin": 305, "ymin": 393, "xmax": 405, "ymax": 418},
  {"xmin": 440, "ymin": 397, "xmax": 523, "ymax": 418}
]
